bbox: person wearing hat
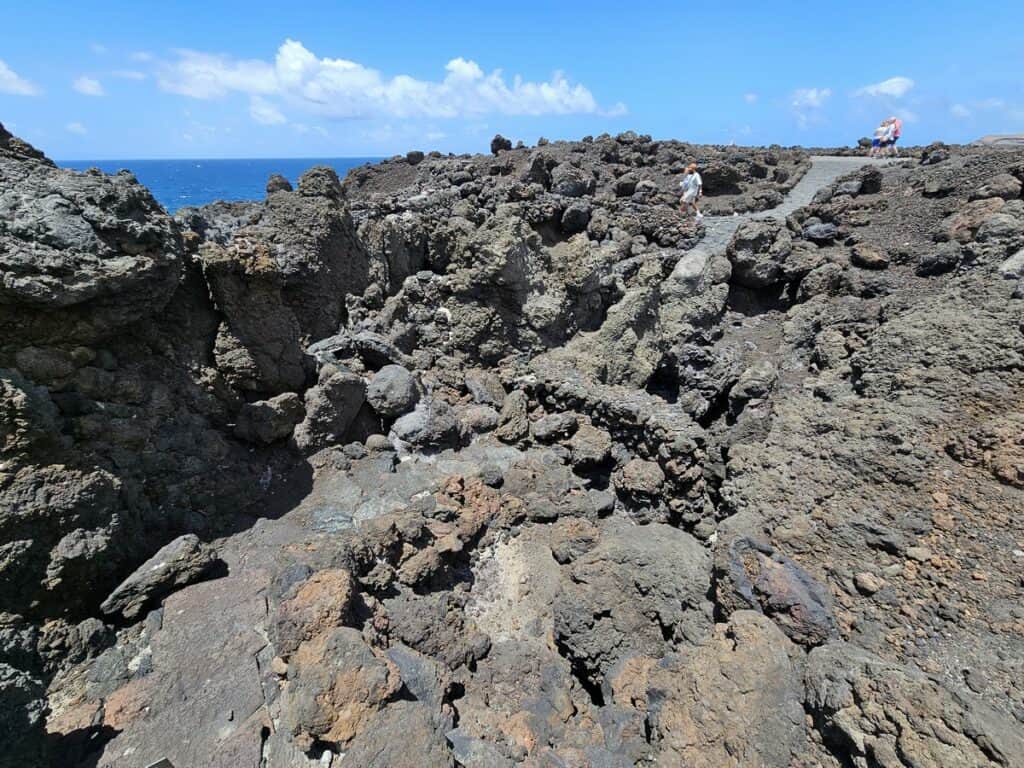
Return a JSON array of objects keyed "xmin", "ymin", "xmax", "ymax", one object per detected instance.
[{"xmin": 679, "ymin": 163, "xmax": 704, "ymax": 220}]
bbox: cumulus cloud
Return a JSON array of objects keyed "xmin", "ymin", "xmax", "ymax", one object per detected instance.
[
  {"xmin": 791, "ymin": 87, "xmax": 832, "ymax": 108},
  {"xmin": 743, "ymin": 92, "xmax": 758, "ymax": 104},
  {"xmin": 250, "ymin": 95, "xmax": 287, "ymax": 125},
  {"xmin": 0, "ymin": 60, "xmax": 40, "ymax": 95},
  {"xmin": 65, "ymin": 122, "xmax": 87, "ymax": 135},
  {"xmin": 73, "ymin": 76, "xmax": 105, "ymax": 96},
  {"xmin": 855, "ymin": 76, "xmax": 914, "ymax": 98},
  {"xmin": 130, "ymin": 51, "xmax": 154, "ymax": 62},
  {"xmin": 157, "ymin": 39, "xmax": 614, "ymax": 120},
  {"xmin": 950, "ymin": 103, "xmax": 971, "ymax": 118}
]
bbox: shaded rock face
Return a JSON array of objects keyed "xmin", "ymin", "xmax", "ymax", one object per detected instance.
[
  {"xmin": 0, "ymin": 125, "xmax": 381, "ymax": 765},
  {"xmin": 6, "ymin": 121, "xmax": 1024, "ymax": 768}
]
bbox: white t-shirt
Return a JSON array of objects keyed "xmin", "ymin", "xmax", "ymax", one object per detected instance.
[{"xmin": 681, "ymin": 172, "xmax": 702, "ymax": 198}]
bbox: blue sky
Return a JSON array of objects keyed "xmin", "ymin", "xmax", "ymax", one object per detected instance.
[{"xmin": 2, "ymin": 0, "xmax": 1022, "ymax": 159}]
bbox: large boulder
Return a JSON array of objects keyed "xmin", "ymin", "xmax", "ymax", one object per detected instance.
[
  {"xmin": 281, "ymin": 626, "xmax": 402, "ymax": 750},
  {"xmin": 726, "ymin": 219, "xmax": 793, "ymax": 287},
  {"xmin": 202, "ymin": 238, "xmax": 308, "ymax": 394},
  {"xmin": 551, "ymin": 163, "xmax": 596, "ymax": 197},
  {"xmin": 197, "ymin": 164, "xmax": 371, "ymax": 341},
  {"xmin": 293, "ymin": 364, "xmax": 367, "ymax": 452},
  {"xmin": 713, "ymin": 537, "xmax": 837, "ymax": 647},
  {"xmin": 490, "ymin": 134, "xmax": 513, "ymax": 155},
  {"xmin": 366, "ymin": 364, "xmax": 420, "ymax": 419},
  {"xmin": 233, "ymin": 392, "xmax": 305, "ymax": 444}
]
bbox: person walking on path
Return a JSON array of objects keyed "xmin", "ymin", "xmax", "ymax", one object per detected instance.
[{"xmin": 680, "ymin": 163, "xmax": 704, "ymax": 220}]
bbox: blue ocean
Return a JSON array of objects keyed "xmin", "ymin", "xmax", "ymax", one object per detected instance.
[{"xmin": 59, "ymin": 157, "xmax": 381, "ymax": 213}]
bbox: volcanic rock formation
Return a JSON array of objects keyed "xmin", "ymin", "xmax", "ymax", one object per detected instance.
[{"xmin": 2, "ymin": 124, "xmax": 1024, "ymax": 767}]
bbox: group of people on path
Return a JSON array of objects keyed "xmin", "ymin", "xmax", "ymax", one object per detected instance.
[
  {"xmin": 870, "ymin": 116, "xmax": 902, "ymax": 157},
  {"xmin": 678, "ymin": 114, "xmax": 903, "ymax": 221}
]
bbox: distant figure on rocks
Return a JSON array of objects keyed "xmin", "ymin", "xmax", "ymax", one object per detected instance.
[
  {"xmin": 869, "ymin": 117, "xmax": 902, "ymax": 157},
  {"xmin": 679, "ymin": 163, "xmax": 704, "ymax": 220},
  {"xmin": 869, "ymin": 121, "xmax": 888, "ymax": 157},
  {"xmin": 883, "ymin": 115, "xmax": 902, "ymax": 156}
]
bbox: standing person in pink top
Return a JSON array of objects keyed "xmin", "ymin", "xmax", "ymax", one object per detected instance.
[{"xmin": 884, "ymin": 116, "xmax": 903, "ymax": 156}]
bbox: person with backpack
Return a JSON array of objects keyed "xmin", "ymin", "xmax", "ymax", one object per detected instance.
[{"xmin": 679, "ymin": 163, "xmax": 704, "ymax": 220}]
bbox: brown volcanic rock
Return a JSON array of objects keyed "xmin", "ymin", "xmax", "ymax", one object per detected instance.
[{"xmin": 282, "ymin": 626, "xmax": 402, "ymax": 749}]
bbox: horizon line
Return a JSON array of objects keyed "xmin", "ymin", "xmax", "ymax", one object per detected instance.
[{"xmin": 53, "ymin": 155, "xmax": 389, "ymax": 163}]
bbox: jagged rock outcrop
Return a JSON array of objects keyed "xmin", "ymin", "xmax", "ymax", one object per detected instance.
[{"xmin": 5, "ymin": 122, "xmax": 1024, "ymax": 767}]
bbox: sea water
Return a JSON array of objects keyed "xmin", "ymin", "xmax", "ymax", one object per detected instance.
[{"xmin": 59, "ymin": 157, "xmax": 381, "ymax": 213}]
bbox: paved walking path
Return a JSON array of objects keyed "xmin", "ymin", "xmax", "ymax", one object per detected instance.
[{"xmin": 694, "ymin": 155, "xmax": 897, "ymax": 257}]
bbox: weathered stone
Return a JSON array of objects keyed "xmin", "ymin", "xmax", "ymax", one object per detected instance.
[
  {"xmin": 100, "ymin": 535, "xmax": 219, "ymax": 620},
  {"xmin": 282, "ymin": 626, "xmax": 401, "ymax": 749},
  {"xmin": 366, "ymin": 364, "xmax": 420, "ymax": 418},
  {"xmin": 392, "ymin": 398, "xmax": 460, "ymax": 450},
  {"xmin": 234, "ymin": 392, "xmax": 305, "ymax": 444},
  {"xmin": 713, "ymin": 537, "xmax": 837, "ymax": 648},
  {"xmin": 293, "ymin": 364, "xmax": 367, "ymax": 452}
]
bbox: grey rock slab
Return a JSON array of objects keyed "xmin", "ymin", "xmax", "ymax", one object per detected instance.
[
  {"xmin": 100, "ymin": 534, "xmax": 220, "ymax": 620},
  {"xmin": 94, "ymin": 570, "xmax": 274, "ymax": 768}
]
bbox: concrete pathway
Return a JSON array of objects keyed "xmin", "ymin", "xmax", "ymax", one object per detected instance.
[{"xmin": 693, "ymin": 155, "xmax": 896, "ymax": 258}]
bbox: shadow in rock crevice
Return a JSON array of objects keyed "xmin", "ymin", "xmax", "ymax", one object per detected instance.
[{"xmin": 46, "ymin": 724, "xmax": 120, "ymax": 768}]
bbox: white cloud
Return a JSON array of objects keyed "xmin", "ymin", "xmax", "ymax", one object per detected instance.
[
  {"xmin": 73, "ymin": 76, "xmax": 105, "ymax": 96},
  {"xmin": 130, "ymin": 51, "xmax": 154, "ymax": 62},
  {"xmin": 743, "ymin": 92, "xmax": 758, "ymax": 104},
  {"xmin": 65, "ymin": 122, "xmax": 87, "ymax": 134},
  {"xmin": 293, "ymin": 123, "xmax": 329, "ymax": 137},
  {"xmin": 0, "ymin": 60, "xmax": 40, "ymax": 95},
  {"xmin": 425, "ymin": 130, "xmax": 446, "ymax": 141},
  {"xmin": 250, "ymin": 95, "xmax": 287, "ymax": 125},
  {"xmin": 855, "ymin": 76, "xmax": 914, "ymax": 98},
  {"xmin": 791, "ymin": 87, "xmax": 832, "ymax": 108},
  {"xmin": 978, "ymin": 97, "xmax": 1005, "ymax": 110},
  {"xmin": 950, "ymin": 103, "xmax": 971, "ymax": 119},
  {"xmin": 90, "ymin": 43, "xmax": 108, "ymax": 55},
  {"xmin": 157, "ymin": 39, "xmax": 614, "ymax": 120},
  {"xmin": 112, "ymin": 69, "xmax": 147, "ymax": 80}
]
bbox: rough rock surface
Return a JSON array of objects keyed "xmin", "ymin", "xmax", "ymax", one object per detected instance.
[
  {"xmin": 4, "ymin": 123, "xmax": 1024, "ymax": 767},
  {"xmin": 99, "ymin": 534, "xmax": 220, "ymax": 620}
]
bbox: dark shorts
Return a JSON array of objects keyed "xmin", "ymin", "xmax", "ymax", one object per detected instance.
[{"xmin": 871, "ymin": 138, "xmax": 881, "ymax": 147}]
